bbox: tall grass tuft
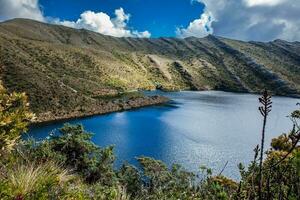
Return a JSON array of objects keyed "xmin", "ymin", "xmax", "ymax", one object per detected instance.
[{"xmin": 1, "ymin": 160, "xmax": 74, "ymax": 199}]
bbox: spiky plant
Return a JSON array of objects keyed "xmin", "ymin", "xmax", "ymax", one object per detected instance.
[{"xmin": 258, "ymin": 90, "xmax": 272, "ymax": 200}]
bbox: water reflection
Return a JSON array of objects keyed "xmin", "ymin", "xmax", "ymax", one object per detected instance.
[{"xmin": 28, "ymin": 91, "xmax": 299, "ymax": 179}]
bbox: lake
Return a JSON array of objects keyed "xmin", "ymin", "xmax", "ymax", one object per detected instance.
[{"xmin": 27, "ymin": 91, "xmax": 299, "ymax": 179}]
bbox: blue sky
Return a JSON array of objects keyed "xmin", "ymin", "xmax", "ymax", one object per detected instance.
[
  {"xmin": 1, "ymin": 0, "xmax": 300, "ymax": 41},
  {"xmin": 39, "ymin": 0, "xmax": 205, "ymax": 38}
]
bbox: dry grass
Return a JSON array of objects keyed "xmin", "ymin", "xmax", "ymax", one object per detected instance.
[
  {"xmin": 1, "ymin": 160, "xmax": 74, "ymax": 198},
  {"xmin": 0, "ymin": 19, "xmax": 299, "ymax": 122}
]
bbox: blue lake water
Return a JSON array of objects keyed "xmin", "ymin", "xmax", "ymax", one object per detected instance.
[{"xmin": 27, "ymin": 91, "xmax": 299, "ymax": 179}]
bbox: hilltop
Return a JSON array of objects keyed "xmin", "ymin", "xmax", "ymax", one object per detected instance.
[{"xmin": 0, "ymin": 18, "xmax": 299, "ymax": 121}]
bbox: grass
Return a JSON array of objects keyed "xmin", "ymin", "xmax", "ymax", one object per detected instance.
[
  {"xmin": 0, "ymin": 86, "xmax": 299, "ymax": 199},
  {"xmin": 1, "ymin": 160, "xmax": 74, "ymax": 199}
]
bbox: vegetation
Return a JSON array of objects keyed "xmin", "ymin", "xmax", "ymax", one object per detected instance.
[
  {"xmin": 0, "ymin": 82, "xmax": 34, "ymax": 155},
  {"xmin": 1, "ymin": 19, "xmax": 300, "ymax": 122},
  {"xmin": 0, "ymin": 85, "xmax": 300, "ymax": 199}
]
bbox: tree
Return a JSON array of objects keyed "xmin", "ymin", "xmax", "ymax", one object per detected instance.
[{"xmin": 0, "ymin": 83, "xmax": 34, "ymax": 155}]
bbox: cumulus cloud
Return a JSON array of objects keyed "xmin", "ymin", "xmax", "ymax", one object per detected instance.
[
  {"xmin": 54, "ymin": 8, "xmax": 151, "ymax": 38},
  {"xmin": 243, "ymin": 0, "xmax": 286, "ymax": 7},
  {"xmin": 0, "ymin": 1, "xmax": 150, "ymax": 38},
  {"xmin": 176, "ymin": 12, "xmax": 213, "ymax": 38},
  {"xmin": 0, "ymin": 0, "xmax": 44, "ymax": 22},
  {"xmin": 180, "ymin": 0, "xmax": 300, "ymax": 41}
]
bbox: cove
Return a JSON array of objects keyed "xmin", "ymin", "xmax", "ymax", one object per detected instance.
[{"xmin": 27, "ymin": 91, "xmax": 299, "ymax": 179}]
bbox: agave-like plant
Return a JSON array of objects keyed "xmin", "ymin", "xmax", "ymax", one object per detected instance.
[{"xmin": 258, "ymin": 90, "xmax": 272, "ymax": 200}]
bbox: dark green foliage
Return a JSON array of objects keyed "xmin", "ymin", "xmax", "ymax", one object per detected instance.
[
  {"xmin": 117, "ymin": 164, "xmax": 142, "ymax": 196},
  {"xmin": 24, "ymin": 124, "xmax": 117, "ymax": 185},
  {"xmin": 51, "ymin": 124, "xmax": 100, "ymax": 171},
  {"xmin": 1, "ymin": 88, "xmax": 300, "ymax": 199},
  {"xmin": 136, "ymin": 157, "xmax": 199, "ymax": 199},
  {"xmin": 3, "ymin": 118, "xmax": 300, "ymax": 199},
  {"xmin": 138, "ymin": 157, "xmax": 173, "ymax": 189}
]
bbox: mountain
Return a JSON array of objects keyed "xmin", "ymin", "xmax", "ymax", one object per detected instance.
[{"xmin": 0, "ymin": 18, "xmax": 300, "ymax": 121}]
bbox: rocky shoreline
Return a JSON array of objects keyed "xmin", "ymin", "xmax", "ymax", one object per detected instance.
[
  {"xmin": 27, "ymin": 89, "xmax": 300, "ymax": 125},
  {"xmin": 32, "ymin": 95, "xmax": 169, "ymax": 124}
]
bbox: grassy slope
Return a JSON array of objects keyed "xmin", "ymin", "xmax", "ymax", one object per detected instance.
[{"xmin": 0, "ymin": 19, "xmax": 299, "ymax": 119}]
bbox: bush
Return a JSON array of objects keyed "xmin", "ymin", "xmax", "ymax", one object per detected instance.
[
  {"xmin": 22, "ymin": 124, "xmax": 117, "ymax": 185},
  {"xmin": 1, "ymin": 87, "xmax": 299, "ymax": 199},
  {"xmin": 0, "ymin": 83, "xmax": 34, "ymax": 155}
]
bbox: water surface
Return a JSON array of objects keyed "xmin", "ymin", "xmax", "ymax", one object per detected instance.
[{"xmin": 28, "ymin": 91, "xmax": 299, "ymax": 179}]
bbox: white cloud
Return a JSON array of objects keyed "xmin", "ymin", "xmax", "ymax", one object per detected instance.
[
  {"xmin": 133, "ymin": 30, "xmax": 151, "ymax": 38},
  {"xmin": 181, "ymin": 0, "xmax": 300, "ymax": 41},
  {"xmin": 0, "ymin": 0, "xmax": 44, "ymax": 21},
  {"xmin": 54, "ymin": 8, "xmax": 151, "ymax": 38},
  {"xmin": 243, "ymin": 0, "xmax": 286, "ymax": 7},
  {"xmin": 0, "ymin": 1, "xmax": 150, "ymax": 38},
  {"xmin": 113, "ymin": 7, "xmax": 130, "ymax": 28},
  {"xmin": 176, "ymin": 12, "xmax": 213, "ymax": 38}
]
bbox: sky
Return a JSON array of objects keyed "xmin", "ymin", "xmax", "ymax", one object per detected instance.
[{"xmin": 0, "ymin": 0, "xmax": 300, "ymax": 41}]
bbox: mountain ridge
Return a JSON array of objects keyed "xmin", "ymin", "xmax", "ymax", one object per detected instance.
[
  {"xmin": 2, "ymin": 18, "xmax": 300, "ymax": 44},
  {"xmin": 0, "ymin": 18, "xmax": 299, "ymax": 121}
]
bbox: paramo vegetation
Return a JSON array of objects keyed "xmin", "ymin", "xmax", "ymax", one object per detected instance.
[{"xmin": 0, "ymin": 84, "xmax": 299, "ymax": 199}]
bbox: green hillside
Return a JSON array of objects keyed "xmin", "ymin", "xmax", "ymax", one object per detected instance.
[{"xmin": 0, "ymin": 18, "xmax": 299, "ymax": 121}]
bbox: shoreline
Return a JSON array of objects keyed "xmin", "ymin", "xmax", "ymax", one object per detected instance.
[
  {"xmin": 29, "ymin": 89, "xmax": 300, "ymax": 125},
  {"xmin": 31, "ymin": 95, "xmax": 170, "ymax": 125}
]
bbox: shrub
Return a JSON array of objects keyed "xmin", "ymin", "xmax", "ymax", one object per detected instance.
[
  {"xmin": 0, "ymin": 83, "xmax": 34, "ymax": 155},
  {"xmin": 21, "ymin": 124, "xmax": 117, "ymax": 185},
  {"xmin": 238, "ymin": 103, "xmax": 300, "ymax": 200},
  {"xmin": 1, "ymin": 87, "xmax": 300, "ymax": 199}
]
